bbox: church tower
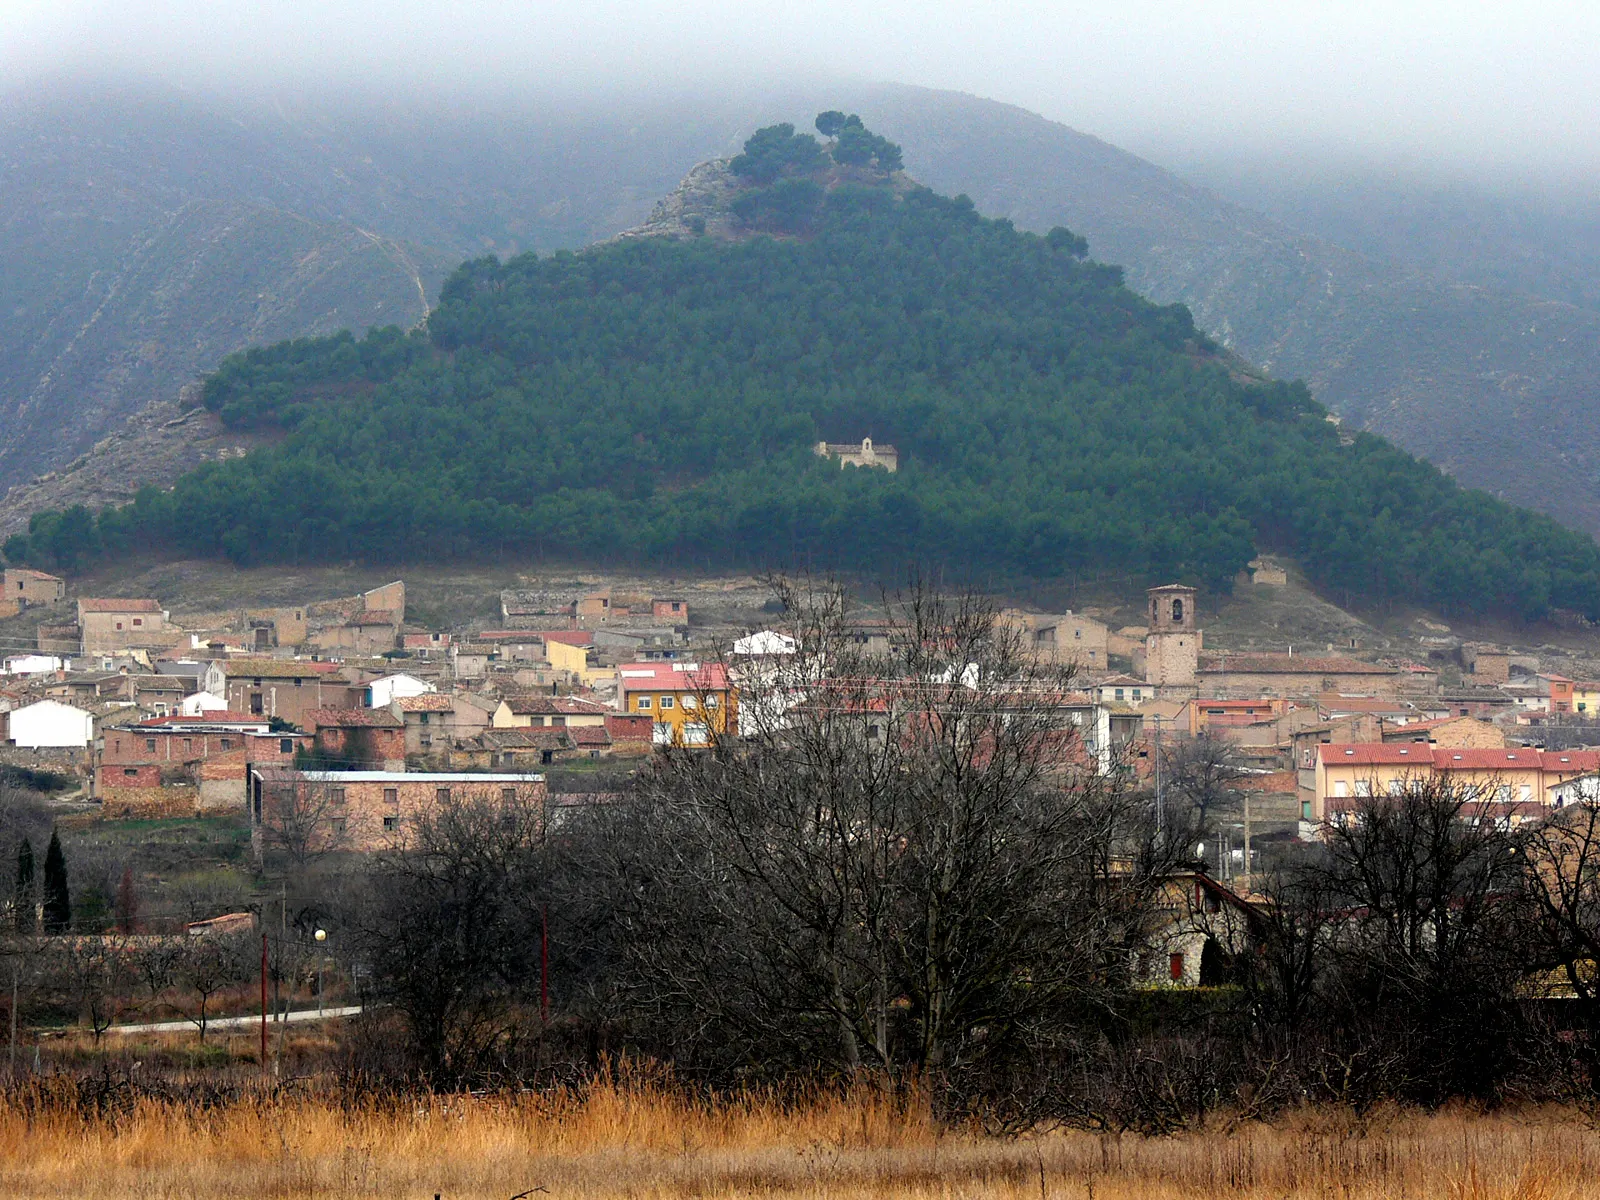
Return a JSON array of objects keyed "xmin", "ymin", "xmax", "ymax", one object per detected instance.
[{"xmin": 1144, "ymin": 584, "xmax": 1199, "ymax": 692}]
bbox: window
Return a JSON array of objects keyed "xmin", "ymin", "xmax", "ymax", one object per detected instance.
[
  {"xmin": 1171, "ymin": 598, "xmax": 1183, "ymax": 622},
  {"xmin": 704, "ymin": 695, "xmax": 718, "ymax": 708},
  {"xmin": 331, "ymin": 788, "xmax": 346, "ymax": 806},
  {"xmin": 115, "ymin": 621, "xmax": 123, "ymax": 631},
  {"xmin": 1169, "ymin": 953, "xmax": 1185, "ymax": 982},
  {"xmin": 183, "ymin": 738, "xmax": 193, "ymax": 753},
  {"xmin": 501, "ymin": 788, "xmax": 516, "ymax": 803},
  {"xmin": 132, "ymin": 618, "xmax": 142, "ymax": 627},
  {"xmin": 383, "ymin": 788, "xmax": 398, "ymax": 805},
  {"xmin": 144, "ymin": 738, "xmax": 156, "ymax": 752},
  {"xmin": 866, "ymin": 723, "xmax": 881, "ymax": 740},
  {"xmin": 419, "ymin": 712, "xmax": 430, "ymax": 724},
  {"xmin": 660, "ymin": 696, "xmax": 675, "ymax": 710},
  {"xmin": 637, "ymin": 696, "xmax": 652, "ymax": 710},
  {"xmin": 1497, "ymin": 785, "xmax": 1512, "ymax": 804},
  {"xmin": 1519, "ymin": 784, "xmax": 1533, "ymax": 803},
  {"xmin": 1334, "ymin": 781, "xmax": 1348, "ymax": 798},
  {"xmin": 436, "ymin": 788, "xmax": 451, "ymax": 804},
  {"xmin": 219, "ymin": 738, "xmax": 233, "ymax": 751},
  {"xmin": 294, "ymin": 678, "xmax": 302, "ymax": 688},
  {"xmin": 1114, "ymin": 689, "xmax": 1124, "ymax": 701},
  {"xmin": 123, "ymin": 768, "xmax": 137, "ymax": 777},
  {"xmin": 250, "ymin": 693, "xmax": 264, "ymax": 715},
  {"xmin": 280, "ymin": 738, "xmax": 293, "ymax": 754},
  {"xmin": 541, "ymin": 750, "xmax": 554, "ymax": 765},
  {"xmin": 681, "ymin": 694, "xmax": 698, "ymax": 710},
  {"xmin": 1302, "ymin": 800, "xmax": 1313, "ymax": 821},
  {"xmin": 552, "ymin": 716, "xmax": 566, "ymax": 726},
  {"xmin": 1354, "ymin": 780, "xmax": 1371, "ymax": 797},
  {"xmin": 330, "ymin": 818, "xmax": 347, "ymax": 835},
  {"xmin": 382, "ymin": 816, "xmax": 399, "ymax": 831}
]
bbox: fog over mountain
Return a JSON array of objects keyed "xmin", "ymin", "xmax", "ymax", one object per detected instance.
[{"xmin": 5, "ymin": 4, "xmax": 1600, "ymax": 538}]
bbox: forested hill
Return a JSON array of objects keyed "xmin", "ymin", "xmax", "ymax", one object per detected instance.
[{"xmin": 10, "ymin": 117, "xmax": 1600, "ymax": 621}]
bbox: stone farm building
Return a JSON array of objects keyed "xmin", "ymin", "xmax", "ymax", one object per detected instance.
[{"xmin": 248, "ymin": 768, "xmax": 547, "ymax": 853}]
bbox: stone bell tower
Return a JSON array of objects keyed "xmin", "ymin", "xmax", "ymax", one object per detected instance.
[{"xmin": 1144, "ymin": 584, "xmax": 1199, "ymax": 692}]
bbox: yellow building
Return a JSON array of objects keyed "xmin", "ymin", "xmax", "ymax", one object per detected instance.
[
  {"xmin": 1314, "ymin": 744, "xmax": 1600, "ymax": 824},
  {"xmin": 1573, "ymin": 682, "xmax": 1600, "ymax": 716},
  {"xmin": 615, "ymin": 661, "xmax": 736, "ymax": 748}
]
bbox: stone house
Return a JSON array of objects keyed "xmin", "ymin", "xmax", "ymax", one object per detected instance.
[
  {"xmin": 247, "ymin": 767, "xmax": 547, "ymax": 854},
  {"xmin": 77, "ymin": 598, "xmax": 167, "ymax": 654},
  {"xmin": 1380, "ymin": 715, "xmax": 1504, "ymax": 749},
  {"xmin": 4, "ymin": 568, "xmax": 65, "ymax": 608},
  {"xmin": 492, "ymin": 695, "xmax": 610, "ymax": 731},
  {"xmin": 209, "ymin": 659, "xmax": 358, "ymax": 727},
  {"xmin": 1133, "ymin": 871, "xmax": 1260, "ymax": 988},
  {"xmin": 392, "ymin": 692, "xmax": 494, "ymax": 756},
  {"xmin": 1462, "ymin": 644, "xmax": 1512, "ymax": 684},
  {"xmin": 814, "ymin": 437, "xmax": 898, "ymax": 471},
  {"xmin": 1196, "ymin": 653, "xmax": 1402, "ymax": 699}
]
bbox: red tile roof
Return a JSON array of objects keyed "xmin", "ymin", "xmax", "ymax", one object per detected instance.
[
  {"xmin": 309, "ymin": 707, "xmax": 402, "ymax": 728},
  {"xmin": 78, "ymin": 598, "xmax": 161, "ymax": 614},
  {"xmin": 505, "ymin": 695, "xmax": 610, "ymax": 715},
  {"xmin": 396, "ymin": 694, "xmax": 454, "ymax": 712},
  {"xmin": 616, "ymin": 662, "xmax": 731, "ymax": 692},
  {"xmin": 1201, "ymin": 654, "xmax": 1395, "ymax": 675},
  {"xmin": 1318, "ymin": 744, "xmax": 1600, "ymax": 773}
]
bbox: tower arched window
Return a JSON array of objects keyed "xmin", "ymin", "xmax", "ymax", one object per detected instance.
[{"xmin": 1172, "ymin": 598, "xmax": 1184, "ymax": 622}]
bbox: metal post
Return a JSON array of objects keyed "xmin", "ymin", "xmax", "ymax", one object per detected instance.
[{"xmin": 1243, "ymin": 791, "xmax": 1252, "ymax": 890}]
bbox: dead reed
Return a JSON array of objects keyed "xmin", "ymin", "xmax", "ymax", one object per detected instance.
[{"xmin": 0, "ymin": 1073, "xmax": 1590, "ymax": 1198}]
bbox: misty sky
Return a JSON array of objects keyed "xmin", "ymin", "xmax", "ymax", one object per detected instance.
[{"xmin": 6, "ymin": 1, "xmax": 1600, "ymax": 180}]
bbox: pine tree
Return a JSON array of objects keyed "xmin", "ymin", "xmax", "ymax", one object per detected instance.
[
  {"xmin": 13, "ymin": 839, "xmax": 34, "ymax": 934},
  {"xmin": 41, "ymin": 831, "xmax": 70, "ymax": 935}
]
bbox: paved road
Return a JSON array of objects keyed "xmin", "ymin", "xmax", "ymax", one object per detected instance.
[{"xmin": 109, "ymin": 1006, "xmax": 363, "ymax": 1035}]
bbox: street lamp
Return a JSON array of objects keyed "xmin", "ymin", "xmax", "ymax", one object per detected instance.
[{"xmin": 314, "ymin": 928, "xmax": 327, "ymax": 1015}]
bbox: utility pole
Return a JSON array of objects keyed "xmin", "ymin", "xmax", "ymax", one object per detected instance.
[
  {"xmin": 1243, "ymin": 790, "xmax": 1253, "ymax": 891},
  {"xmin": 260, "ymin": 932, "xmax": 269, "ymax": 1071},
  {"xmin": 1153, "ymin": 713, "xmax": 1165, "ymax": 840}
]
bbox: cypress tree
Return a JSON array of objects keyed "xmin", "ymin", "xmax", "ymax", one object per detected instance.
[
  {"xmin": 41, "ymin": 831, "xmax": 69, "ymax": 935},
  {"xmin": 13, "ymin": 839, "xmax": 34, "ymax": 933}
]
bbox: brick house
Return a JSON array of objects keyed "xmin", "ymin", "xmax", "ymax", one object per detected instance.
[
  {"xmin": 77, "ymin": 598, "xmax": 167, "ymax": 654},
  {"xmin": 651, "ymin": 598, "xmax": 689, "ymax": 622},
  {"xmin": 98, "ymin": 712, "xmax": 308, "ymax": 811},
  {"xmin": 306, "ymin": 707, "xmax": 405, "ymax": 771},
  {"xmin": 248, "ymin": 767, "xmax": 547, "ymax": 853}
]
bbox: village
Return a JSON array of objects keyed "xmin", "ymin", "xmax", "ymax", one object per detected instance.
[{"xmin": 3, "ymin": 560, "xmax": 1598, "ymax": 873}]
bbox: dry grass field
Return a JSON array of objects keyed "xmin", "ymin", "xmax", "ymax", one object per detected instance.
[{"xmin": 0, "ymin": 1075, "xmax": 1593, "ymax": 1199}]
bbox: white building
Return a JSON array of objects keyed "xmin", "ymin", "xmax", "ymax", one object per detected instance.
[
  {"xmin": 2, "ymin": 654, "xmax": 64, "ymax": 676},
  {"xmin": 6, "ymin": 699, "xmax": 95, "ymax": 748},
  {"xmin": 733, "ymin": 631, "xmax": 797, "ymax": 656},
  {"xmin": 366, "ymin": 673, "xmax": 435, "ymax": 708},
  {"xmin": 179, "ymin": 691, "xmax": 231, "ymax": 717}
]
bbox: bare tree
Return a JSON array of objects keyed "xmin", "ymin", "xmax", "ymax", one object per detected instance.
[
  {"xmin": 257, "ymin": 775, "xmax": 355, "ymax": 869},
  {"xmin": 356, "ymin": 786, "xmax": 548, "ymax": 1081},
  {"xmin": 571, "ymin": 576, "xmax": 1169, "ymax": 1087},
  {"xmin": 172, "ymin": 929, "xmax": 253, "ymax": 1040},
  {"xmin": 44, "ymin": 935, "xmax": 137, "ymax": 1044},
  {"xmin": 1311, "ymin": 776, "xmax": 1527, "ymax": 1104},
  {"xmin": 1514, "ymin": 797, "xmax": 1600, "ymax": 1094}
]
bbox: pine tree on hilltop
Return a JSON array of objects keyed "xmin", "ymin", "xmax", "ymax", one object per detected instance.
[
  {"xmin": 42, "ymin": 831, "xmax": 70, "ymax": 935},
  {"xmin": 13, "ymin": 839, "xmax": 34, "ymax": 934}
]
